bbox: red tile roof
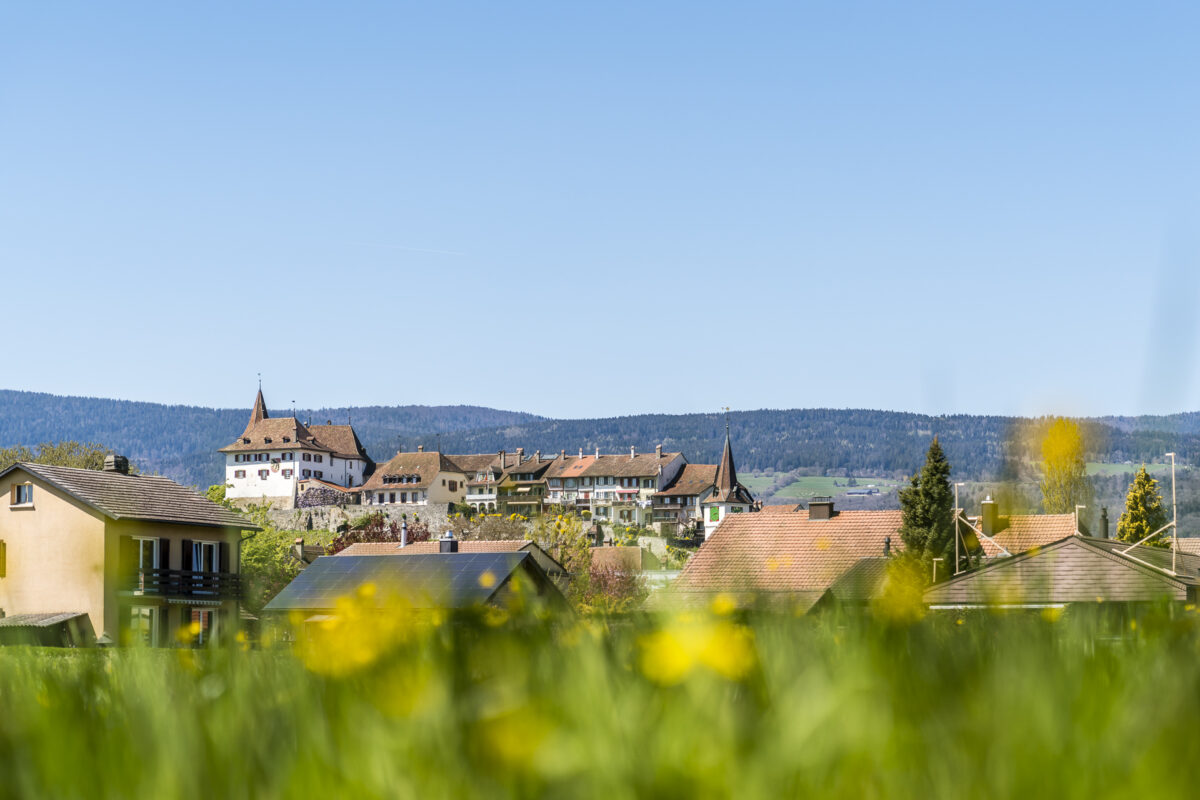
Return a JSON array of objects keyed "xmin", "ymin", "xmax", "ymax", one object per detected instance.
[
  {"xmin": 760, "ymin": 503, "xmax": 803, "ymax": 514},
  {"xmin": 975, "ymin": 513, "xmax": 1078, "ymax": 557},
  {"xmin": 674, "ymin": 509, "xmax": 903, "ymax": 596},
  {"xmin": 653, "ymin": 464, "xmax": 718, "ymax": 497}
]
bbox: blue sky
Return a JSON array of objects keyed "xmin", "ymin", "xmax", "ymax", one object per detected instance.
[{"xmin": 2, "ymin": 2, "xmax": 1198, "ymax": 419}]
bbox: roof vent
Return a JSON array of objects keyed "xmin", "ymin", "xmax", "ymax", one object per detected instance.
[
  {"xmin": 417, "ymin": 445, "xmax": 424, "ymax": 452},
  {"xmin": 439, "ymin": 531, "xmax": 459, "ymax": 554},
  {"xmin": 103, "ymin": 454, "xmax": 130, "ymax": 475}
]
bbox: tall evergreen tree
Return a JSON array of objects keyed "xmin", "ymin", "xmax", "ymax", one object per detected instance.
[
  {"xmin": 898, "ymin": 438, "xmax": 955, "ymax": 580},
  {"xmin": 1117, "ymin": 466, "xmax": 1170, "ymax": 548},
  {"xmin": 1039, "ymin": 417, "xmax": 1093, "ymax": 514}
]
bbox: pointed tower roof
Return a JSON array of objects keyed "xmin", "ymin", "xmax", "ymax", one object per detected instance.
[
  {"xmin": 707, "ymin": 423, "xmax": 755, "ymax": 505},
  {"xmin": 242, "ymin": 389, "xmax": 269, "ymax": 437}
]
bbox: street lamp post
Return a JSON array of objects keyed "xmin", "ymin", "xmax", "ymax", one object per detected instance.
[
  {"xmin": 1167, "ymin": 452, "xmax": 1178, "ymax": 573},
  {"xmin": 954, "ymin": 482, "xmax": 965, "ymax": 575}
]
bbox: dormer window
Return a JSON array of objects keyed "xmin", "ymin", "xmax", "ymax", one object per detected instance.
[
  {"xmin": 242, "ymin": 438, "xmax": 251, "ymax": 444},
  {"xmin": 264, "ymin": 437, "xmax": 273, "ymax": 444}
]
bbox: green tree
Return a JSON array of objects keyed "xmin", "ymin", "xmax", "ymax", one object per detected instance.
[
  {"xmin": 897, "ymin": 438, "xmax": 955, "ymax": 580},
  {"xmin": 532, "ymin": 513, "xmax": 593, "ymax": 607},
  {"xmin": 0, "ymin": 441, "xmax": 123, "ymax": 473},
  {"xmin": 1039, "ymin": 417, "xmax": 1093, "ymax": 514},
  {"xmin": 1116, "ymin": 466, "xmax": 1170, "ymax": 548}
]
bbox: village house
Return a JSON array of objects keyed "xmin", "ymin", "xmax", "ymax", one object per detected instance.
[
  {"xmin": 451, "ymin": 450, "xmax": 524, "ymax": 513},
  {"xmin": 574, "ymin": 446, "xmax": 686, "ymax": 526},
  {"xmin": 543, "ymin": 451, "xmax": 598, "ymax": 511},
  {"xmin": 0, "ymin": 456, "xmax": 256, "ymax": 646},
  {"xmin": 337, "ymin": 538, "xmax": 568, "ymax": 589},
  {"xmin": 496, "ymin": 453, "xmax": 556, "ymax": 516},
  {"xmin": 361, "ymin": 448, "xmax": 468, "ymax": 506},
  {"xmin": 219, "ymin": 389, "xmax": 373, "ymax": 508}
]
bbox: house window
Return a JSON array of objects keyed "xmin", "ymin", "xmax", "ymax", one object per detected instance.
[
  {"xmin": 709, "ymin": 507, "xmax": 720, "ymax": 522},
  {"xmin": 258, "ymin": 470, "xmax": 269, "ymax": 480},
  {"xmin": 448, "ymin": 481, "xmax": 458, "ymax": 492},
  {"xmin": 234, "ymin": 470, "xmax": 246, "ymax": 479},
  {"xmin": 11, "ymin": 484, "xmax": 33, "ymax": 506},
  {"xmin": 190, "ymin": 609, "xmax": 217, "ymax": 647},
  {"xmin": 400, "ymin": 492, "xmax": 408, "ymax": 503},
  {"xmin": 389, "ymin": 493, "xmax": 396, "ymax": 503},
  {"xmin": 643, "ymin": 478, "xmax": 653, "ymax": 488},
  {"xmin": 315, "ymin": 455, "xmax": 323, "ymax": 463},
  {"xmin": 282, "ymin": 469, "xmax": 293, "ymax": 478},
  {"xmin": 303, "ymin": 454, "xmax": 312, "ymax": 462},
  {"xmin": 302, "ymin": 469, "xmax": 311, "ymax": 478},
  {"xmin": 315, "ymin": 471, "xmax": 323, "ymax": 479},
  {"xmin": 129, "ymin": 606, "xmax": 158, "ymax": 647}
]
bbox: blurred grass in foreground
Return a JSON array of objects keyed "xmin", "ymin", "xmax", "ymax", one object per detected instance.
[{"xmin": 2, "ymin": 603, "xmax": 1200, "ymax": 799}]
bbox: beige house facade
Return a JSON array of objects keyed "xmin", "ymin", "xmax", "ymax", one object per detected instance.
[{"xmin": 0, "ymin": 457, "xmax": 256, "ymax": 646}]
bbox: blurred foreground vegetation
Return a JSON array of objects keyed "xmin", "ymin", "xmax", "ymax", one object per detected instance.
[{"xmin": 3, "ymin": 602, "xmax": 1200, "ymax": 799}]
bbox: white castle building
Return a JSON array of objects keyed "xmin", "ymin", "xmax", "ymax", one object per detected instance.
[{"xmin": 219, "ymin": 389, "xmax": 373, "ymax": 507}]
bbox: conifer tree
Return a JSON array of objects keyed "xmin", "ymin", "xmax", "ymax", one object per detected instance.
[
  {"xmin": 898, "ymin": 438, "xmax": 955, "ymax": 580},
  {"xmin": 1117, "ymin": 466, "xmax": 1170, "ymax": 548}
]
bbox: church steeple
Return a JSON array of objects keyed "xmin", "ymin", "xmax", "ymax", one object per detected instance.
[
  {"xmin": 249, "ymin": 388, "xmax": 268, "ymax": 425},
  {"xmin": 712, "ymin": 423, "xmax": 740, "ymax": 502}
]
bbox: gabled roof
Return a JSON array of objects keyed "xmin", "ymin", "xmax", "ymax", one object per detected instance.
[
  {"xmin": 580, "ymin": 452, "xmax": 682, "ymax": 479},
  {"xmin": 220, "ymin": 416, "xmax": 330, "ymax": 454},
  {"xmin": 263, "ymin": 551, "xmax": 564, "ymax": 611},
  {"xmin": 361, "ymin": 451, "xmax": 463, "ymax": 492},
  {"xmin": 3, "ymin": 462, "xmax": 257, "ymax": 530},
  {"xmin": 500, "ymin": 458, "xmax": 556, "ymax": 482},
  {"xmin": 653, "ymin": 464, "xmax": 718, "ymax": 497},
  {"xmin": 824, "ymin": 557, "xmax": 892, "ymax": 602},
  {"xmin": 307, "ymin": 424, "xmax": 372, "ymax": 462},
  {"xmin": 0, "ymin": 612, "xmax": 90, "ymax": 629},
  {"xmin": 971, "ymin": 513, "xmax": 1078, "ymax": 557},
  {"xmin": 1173, "ymin": 538, "xmax": 1200, "ymax": 556},
  {"xmin": 446, "ymin": 453, "xmax": 522, "ymax": 474},
  {"xmin": 543, "ymin": 455, "xmax": 597, "ymax": 480},
  {"xmin": 925, "ymin": 535, "xmax": 1200, "ymax": 606},
  {"xmin": 338, "ymin": 540, "xmax": 534, "ymax": 556},
  {"xmin": 760, "ymin": 503, "xmax": 803, "ymax": 514},
  {"xmin": 673, "ymin": 509, "xmax": 903, "ymax": 596},
  {"xmin": 591, "ymin": 546, "xmax": 644, "ymax": 573}
]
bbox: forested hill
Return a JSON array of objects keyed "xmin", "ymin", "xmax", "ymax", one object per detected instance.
[
  {"xmin": 436, "ymin": 410, "xmax": 1200, "ymax": 481},
  {"xmin": 2, "ymin": 389, "xmax": 1198, "ymax": 489},
  {"xmin": 0, "ymin": 390, "xmax": 541, "ymax": 487}
]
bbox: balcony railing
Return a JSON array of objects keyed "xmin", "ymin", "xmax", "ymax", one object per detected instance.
[{"xmin": 123, "ymin": 569, "xmax": 240, "ymax": 599}]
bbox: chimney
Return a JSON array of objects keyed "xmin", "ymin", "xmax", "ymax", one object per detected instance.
[
  {"xmin": 1100, "ymin": 506, "xmax": 1109, "ymax": 539},
  {"xmin": 103, "ymin": 454, "xmax": 130, "ymax": 475},
  {"xmin": 326, "ymin": 420, "xmax": 332, "ymax": 425},
  {"xmin": 884, "ymin": 536, "xmax": 892, "ymax": 557},
  {"xmin": 516, "ymin": 447, "xmax": 525, "ymax": 462},
  {"xmin": 656, "ymin": 444, "xmax": 663, "ymax": 458},
  {"xmin": 981, "ymin": 496, "xmax": 999, "ymax": 538},
  {"xmin": 292, "ymin": 537, "xmax": 305, "ymax": 562},
  {"xmin": 439, "ymin": 531, "xmax": 458, "ymax": 553},
  {"xmin": 499, "ymin": 450, "xmax": 505, "ymax": 468},
  {"xmin": 630, "ymin": 446, "xmax": 636, "ymax": 460},
  {"xmin": 417, "ymin": 444, "xmax": 424, "ymax": 452},
  {"xmin": 400, "ymin": 520, "xmax": 408, "ymax": 547},
  {"xmin": 808, "ymin": 497, "xmax": 834, "ymax": 520},
  {"xmin": 561, "ymin": 449, "xmax": 566, "ymax": 459},
  {"xmin": 534, "ymin": 450, "xmax": 541, "ymax": 461},
  {"xmin": 579, "ymin": 447, "xmax": 583, "ymax": 459}
]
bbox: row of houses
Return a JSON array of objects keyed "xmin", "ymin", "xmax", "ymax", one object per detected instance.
[
  {"xmin": 222, "ymin": 389, "xmax": 757, "ymax": 537},
  {"xmin": 672, "ymin": 497, "xmax": 1200, "ymax": 611}
]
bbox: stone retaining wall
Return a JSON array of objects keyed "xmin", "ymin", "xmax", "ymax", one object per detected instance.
[{"xmin": 265, "ymin": 503, "xmax": 455, "ymax": 534}]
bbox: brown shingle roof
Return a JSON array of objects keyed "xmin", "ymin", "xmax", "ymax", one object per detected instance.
[
  {"xmin": 446, "ymin": 453, "xmax": 523, "ymax": 474},
  {"xmin": 581, "ymin": 453, "xmax": 681, "ymax": 479},
  {"xmin": 7, "ymin": 463, "xmax": 257, "ymax": 530},
  {"xmin": 307, "ymin": 425, "xmax": 372, "ymax": 462},
  {"xmin": 654, "ymin": 464, "xmax": 718, "ymax": 498},
  {"xmin": 760, "ymin": 503, "xmax": 803, "ymax": 514},
  {"xmin": 220, "ymin": 416, "xmax": 331, "ymax": 454},
  {"xmin": 543, "ymin": 455, "xmax": 596, "ymax": 480},
  {"xmin": 361, "ymin": 451, "xmax": 463, "ymax": 492},
  {"xmin": 673, "ymin": 509, "xmax": 903, "ymax": 595},
  {"xmin": 975, "ymin": 513, "xmax": 1078, "ymax": 557}
]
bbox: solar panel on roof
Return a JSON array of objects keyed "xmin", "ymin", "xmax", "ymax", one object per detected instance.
[{"xmin": 264, "ymin": 552, "xmax": 531, "ymax": 611}]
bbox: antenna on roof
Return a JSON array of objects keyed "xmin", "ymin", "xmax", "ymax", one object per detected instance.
[
  {"xmin": 292, "ymin": 400, "xmax": 296, "ymax": 419},
  {"xmin": 258, "ymin": 373, "xmax": 262, "ymax": 391},
  {"xmin": 723, "ymin": 406, "xmax": 731, "ymax": 435}
]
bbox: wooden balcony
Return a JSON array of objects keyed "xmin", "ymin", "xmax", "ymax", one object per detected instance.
[{"xmin": 123, "ymin": 569, "xmax": 241, "ymax": 599}]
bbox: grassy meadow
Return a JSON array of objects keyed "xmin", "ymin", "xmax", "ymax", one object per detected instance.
[{"xmin": 3, "ymin": 600, "xmax": 1200, "ymax": 799}]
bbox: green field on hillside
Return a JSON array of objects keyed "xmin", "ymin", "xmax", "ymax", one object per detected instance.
[{"xmin": 774, "ymin": 476, "xmax": 902, "ymax": 499}]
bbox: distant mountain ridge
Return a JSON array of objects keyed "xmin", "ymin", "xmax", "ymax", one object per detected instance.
[{"xmin": 1, "ymin": 389, "xmax": 1197, "ymax": 489}]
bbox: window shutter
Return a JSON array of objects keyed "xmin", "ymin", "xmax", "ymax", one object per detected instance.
[
  {"xmin": 119, "ymin": 536, "xmax": 137, "ymax": 575},
  {"xmin": 158, "ymin": 538, "xmax": 170, "ymax": 571},
  {"xmin": 8, "ymin": 485, "xmax": 15, "ymax": 505},
  {"xmin": 0, "ymin": 540, "xmax": 6, "ymax": 578},
  {"xmin": 158, "ymin": 607, "xmax": 171, "ymax": 648},
  {"xmin": 181, "ymin": 539, "xmax": 193, "ymax": 571},
  {"xmin": 219, "ymin": 541, "xmax": 230, "ymax": 574}
]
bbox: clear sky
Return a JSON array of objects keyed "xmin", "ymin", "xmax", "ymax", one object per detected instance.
[{"xmin": 2, "ymin": 2, "xmax": 1198, "ymax": 419}]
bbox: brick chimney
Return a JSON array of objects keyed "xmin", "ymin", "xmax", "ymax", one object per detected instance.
[
  {"xmin": 808, "ymin": 497, "xmax": 835, "ymax": 520},
  {"xmin": 103, "ymin": 454, "xmax": 129, "ymax": 475},
  {"xmin": 655, "ymin": 444, "xmax": 663, "ymax": 458},
  {"xmin": 981, "ymin": 496, "xmax": 999, "ymax": 538}
]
